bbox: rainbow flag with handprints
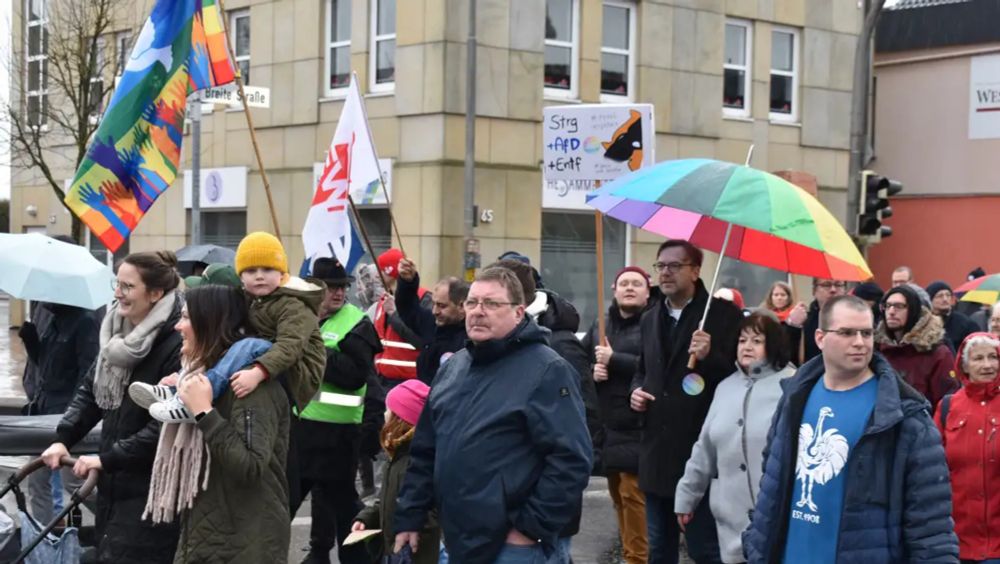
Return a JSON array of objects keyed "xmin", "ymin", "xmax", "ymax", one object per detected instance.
[{"xmin": 64, "ymin": 0, "xmax": 235, "ymax": 252}]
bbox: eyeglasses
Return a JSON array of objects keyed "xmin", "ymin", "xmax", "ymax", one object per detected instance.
[
  {"xmin": 881, "ymin": 302, "xmax": 908, "ymax": 312},
  {"xmin": 112, "ymin": 279, "xmax": 137, "ymax": 296},
  {"xmin": 821, "ymin": 327, "xmax": 875, "ymax": 340},
  {"xmin": 652, "ymin": 262, "xmax": 692, "ymax": 274},
  {"xmin": 815, "ymin": 282, "xmax": 847, "ymax": 290},
  {"xmin": 463, "ymin": 298, "xmax": 517, "ymax": 312}
]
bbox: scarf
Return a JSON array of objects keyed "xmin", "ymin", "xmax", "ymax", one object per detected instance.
[
  {"xmin": 94, "ymin": 291, "xmax": 178, "ymax": 410},
  {"xmin": 143, "ymin": 367, "xmax": 211, "ymax": 524}
]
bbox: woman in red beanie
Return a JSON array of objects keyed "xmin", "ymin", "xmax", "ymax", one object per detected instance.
[{"xmin": 353, "ymin": 380, "xmax": 440, "ymax": 563}]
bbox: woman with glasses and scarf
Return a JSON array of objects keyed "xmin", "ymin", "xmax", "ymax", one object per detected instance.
[{"xmin": 41, "ymin": 251, "xmax": 184, "ymax": 563}]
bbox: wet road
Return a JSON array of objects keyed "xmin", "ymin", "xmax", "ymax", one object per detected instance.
[{"xmin": 0, "ymin": 296, "xmax": 27, "ymax": 408}]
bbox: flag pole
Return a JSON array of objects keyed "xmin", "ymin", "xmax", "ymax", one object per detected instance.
[
  {"xmin": 217, "ymin": 0, "xmax": 282, "ymax": 239},
  {"xmin": 351, "ymin": 71, "xmax": 406, "ymax": 256}
]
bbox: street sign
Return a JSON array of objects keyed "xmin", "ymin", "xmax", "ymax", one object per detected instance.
[
  {"xmin": 542, "ymin": 103, "xmax": 654, "ymax": 182},
  {"xmin": 202, "ymin": 84, "xmax": 271, "ymax": 109}
]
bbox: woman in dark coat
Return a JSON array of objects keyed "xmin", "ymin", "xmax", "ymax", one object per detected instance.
[
  {"xmin": 581, "ymin": 266, "xmax": 650, "ymax": 564},
  {"xmin": 41, "ymin": 251, "xmax": 183, "ymax": 563}
]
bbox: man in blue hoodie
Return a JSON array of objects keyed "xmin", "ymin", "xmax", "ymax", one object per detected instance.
[
  {"xmin": 393, "ymin": 266, "xmax": 592, "ymax": 564},
  {"xmin": 743, "ymin": 295, "xmax": 957, "ymax": 563}
]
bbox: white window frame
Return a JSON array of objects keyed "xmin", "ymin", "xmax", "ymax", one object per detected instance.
[
  {"xmin": 229, "ymin": 9, "xmax": 250, "ymax": 85},
  {"xmin": 369, "ymin": 0, "xmax": 395, "ymax": 93},
  {"xmin": 722, "ymin": 18, "xmax": 752, "ymax": 119},
  {"xmin": 25, "ymin": 0, "xmax": 48, "ymax": 128},
  {"xmin": 88, "ymin": 36, "xmax": 106, "ymax": 123},
  {"xmin": 543, "ymin": 0, "xmax": 580, "ymax": 100},
  {"xmin": 769, "ymin": 26, "xmax": 799, "ymax": 123},
  {"xmin": 599, "ymin": 0, "xmax": 636, "ymax": 103},
  {"xmin": 324, "ymin": 0, "xmax": 351, "ymax": 98}
]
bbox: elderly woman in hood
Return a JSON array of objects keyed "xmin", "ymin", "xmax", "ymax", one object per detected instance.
[
  {"xmin": 876, "ymin": 284, "xmax": 958, "ymax": 411},
  {"xmin": 936, "ymin": 332, "xmax": 1000, "ymax": 563}
]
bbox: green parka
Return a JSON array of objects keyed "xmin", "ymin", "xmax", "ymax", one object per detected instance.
[
  {"xmin": 247, "ymin": 276, "xmax": 326, "ymax": 410},
  {"xmin": 174, "ymin": 378, "xmax": 291, "ymax": 563},
  {"xmin": 355, "ymin": 441, "xmax": 440, "ymax": 564}
]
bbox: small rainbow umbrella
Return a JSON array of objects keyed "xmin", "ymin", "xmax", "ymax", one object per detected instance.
[
  {"xmin": 587, "ymin": 158, "xmax": 872, "ymax": 281},
  {"xmin": 956, "ymin": 274, "xmax": 1000, "ymax": 305}
]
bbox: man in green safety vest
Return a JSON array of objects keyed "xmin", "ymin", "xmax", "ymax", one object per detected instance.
[{"xmin": 292, "ymin": 257, "xmax": 383, "ymax": 564}]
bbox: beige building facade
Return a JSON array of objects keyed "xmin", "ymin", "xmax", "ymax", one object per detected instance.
[{"xmin": 10, "ymin": 0, "xmax": 861, "ymax": 325}]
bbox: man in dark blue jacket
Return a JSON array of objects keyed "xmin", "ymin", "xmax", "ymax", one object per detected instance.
[
  {"xmin": 393, "ymin": 266, "xmax": 592, "ymax": 564},
  {"xmin": 743, "ymin": 295, "xmax": 958, "ymax": 563},
  {"xmin": 395, "ymin": 258, "xmax": 469, "ymax": 385}
]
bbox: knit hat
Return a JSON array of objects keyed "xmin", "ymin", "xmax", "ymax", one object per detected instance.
[
  {"xmin": 969, "ymin": 267, "xmax": 987, "ymax": 282},
  {"xmin": 235, "ymin": 232, "xmax": 287, "ymax": 275},
  {"xmin": 925, "ymin": 280, "xmax": 952, "ymax": 301},
  {"xmin": 851, "ymin": 281, "xmax": 884, "ymax": 303},
  {"xmin": 386, "ymin": 380, "xmax": 430, "ymax": 426},
  {"xmin": 614, "ymin": 266, "xmax": 651, "ymax": 288},
  {"xmin": 184, "ymin": 263, "xmax": 241, "ymax": 289},
  {"xmin": 713, "ymin": 288, "xmax": 745, "ymax": 309},
  {"xmin": 883, "ymin": 285, "xmax": 923, "ymax": 334},
  {"xmin": 377, "ymin": 248, "xmax": 404, "ymax": 279}
]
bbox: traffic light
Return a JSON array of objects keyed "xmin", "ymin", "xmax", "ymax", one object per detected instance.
[{"xmin": 858, "ymin": 170, "xmax": 903, "ymax": 241}]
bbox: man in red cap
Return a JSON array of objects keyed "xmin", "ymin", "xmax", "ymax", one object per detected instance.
[{"xmin": 371, "ymin": 249, "xmax": 430, "ymax": 390}]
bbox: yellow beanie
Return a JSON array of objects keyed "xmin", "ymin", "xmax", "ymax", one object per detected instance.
[{"xmin": 235, "ymin": 232, "xmax": 288, "ymax": 275}]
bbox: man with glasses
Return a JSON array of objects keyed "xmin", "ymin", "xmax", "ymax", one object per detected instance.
[
  {"xmin": 629, "ymin": 240, "xmax": 741, "ymax": 564},
  {"xmin": 294, "ymin": 257, "xmax": 382, "ymax": 564},
  {"xmin": 394, "ymin": 267, "xmax": 592, "ymax": 564},
  {"xmin": 785, "ymin": 278, "xmax": 847, "ymax": 365},
  {"xmin": 743, "ymin": 295, "xmax": 958, "ymax": 563},
  {"xmin": 875, "ymin": 284, "xmax": 957, "ymax": 410}
]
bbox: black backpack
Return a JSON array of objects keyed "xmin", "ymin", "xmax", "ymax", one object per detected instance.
[{"xmin": 939, "ymin": 394, "xmax": 953, "ymax": 426}]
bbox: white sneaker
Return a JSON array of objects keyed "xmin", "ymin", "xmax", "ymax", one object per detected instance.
[
  {"xmin": 129, "ymin": 382, "xmax": 175, "ymax": 409},
  {"xmin": 149, "ymin": 396, "xmax": 194, "ymax": 424}
]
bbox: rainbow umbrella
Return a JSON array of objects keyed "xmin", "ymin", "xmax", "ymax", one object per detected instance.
[
  {"xmin": 956, "ymin": 274, "xmax": 1000, "ymax": 305},
  {"xmin": 587, "ymin": 158, "xmax": 872, "ymax": 281}
]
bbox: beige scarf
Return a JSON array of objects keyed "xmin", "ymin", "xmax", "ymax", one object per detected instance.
[
  {"xmin": 142, "ymin": 368, "xmax": 211, "ymax": 524},
  {"xmin": 94, "ymin": 291, "xmax": 178, "ymax": 409}
]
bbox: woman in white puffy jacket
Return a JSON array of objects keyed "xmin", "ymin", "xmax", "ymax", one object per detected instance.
[{"xmin": 674, "ymin": 310, "xmax": 796, "ymax": 564}]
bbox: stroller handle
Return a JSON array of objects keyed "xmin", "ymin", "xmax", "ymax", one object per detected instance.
[{"xmin": 12, "ymin": 456, "xmax": 99, "ymax": 500}]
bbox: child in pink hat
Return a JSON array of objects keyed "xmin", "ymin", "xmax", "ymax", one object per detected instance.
[{"xmin": 352, "ymin": 380, "xmax": 440, "ymax": 563}]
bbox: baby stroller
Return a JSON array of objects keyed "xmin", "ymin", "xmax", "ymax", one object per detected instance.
[{"xmin": 0, "ymin": 456, "xmax": 98, "ymax": 564}]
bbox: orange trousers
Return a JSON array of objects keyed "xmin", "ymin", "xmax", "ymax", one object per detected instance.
[{"xmin": 607, "ymin": 472, "xmax": 648, "ymax": 564}]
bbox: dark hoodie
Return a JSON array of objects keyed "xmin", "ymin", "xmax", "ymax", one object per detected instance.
[
  {"xmin": 394, "ymin": 318, "xmax": 592, "ymax": 564},
  {"xmin": 877, "ymin": 286, "xmax": 958, "ymax": 410}
]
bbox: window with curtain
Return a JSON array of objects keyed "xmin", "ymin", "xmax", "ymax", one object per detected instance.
[
  {"xmin": 723, "ymin": 19, "xmax": 752, "ymax": 117},
  {"xmin": 544, "ymin": 0, "xmax": 578, "ymax": 98},
  {"xmin": 326, "ymin": 0, "xmax": 351, "ymax": 94},
  {"xmin": 370, "ymin": 0, "xmax": 396, "ymax": 91}
]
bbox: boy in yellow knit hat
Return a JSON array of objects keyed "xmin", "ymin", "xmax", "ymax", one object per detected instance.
[{"xmin": 139, "ymin": 232, "xmax": 327, "ymax": 422}]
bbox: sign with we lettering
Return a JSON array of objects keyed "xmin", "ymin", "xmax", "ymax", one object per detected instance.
[{"xmin": 969, "ymin": 54, "xmax": 1000, "ymax": 139}]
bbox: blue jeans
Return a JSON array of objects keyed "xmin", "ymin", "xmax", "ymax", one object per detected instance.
[
  {"xmin": 493, "ymin": 544, "xmax": 546, "ymax": 564},
  {"xmin": 50, "ymin": 470, "xmax": 64, "ymax": 513},
  {"xmin": 646, "ymin": 492, "xmax": 722, "ymax": 564}
]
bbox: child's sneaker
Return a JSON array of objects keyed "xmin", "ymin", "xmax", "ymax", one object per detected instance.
[
  {"xmin": 149, "ymin": 396, "xmax": 194, "ymax": 423},
  {"xmin": 129, "ymin": 382, "xmax": 174, "ymax": 409}
]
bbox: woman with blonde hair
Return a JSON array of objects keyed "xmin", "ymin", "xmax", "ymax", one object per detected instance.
[
  {"xmin": 353, "ymin": 380, "xmax": 440, "ymax": 563},
  {"xmin": 761, "ymin": 281, "xmax": 796, "ymax": 322}
]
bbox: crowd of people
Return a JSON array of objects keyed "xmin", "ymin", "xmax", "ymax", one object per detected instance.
[{"xmin": 16, "ymin": 231, "xmax": 1000, "ymax": 563}]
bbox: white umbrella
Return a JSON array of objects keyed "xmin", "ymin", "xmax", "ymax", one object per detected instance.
[{"xmin": 0, "ymin": 233, "xmax": 114, "ymax": 310}]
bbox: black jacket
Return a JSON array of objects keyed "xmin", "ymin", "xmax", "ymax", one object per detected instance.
[
  {"xmin": 784, "ymin": 299, "xmax": 821, "ymax": 365},
  {"xmin": 55, "ymin": 296, "xmax": 183, "ymax": 563},
  {"xmin": 394, "ymin": 318, "xmax": 592, "ymax": 564},
  {"xmin": 631, "ymin": 280, "xmax": 742, "ymax": 497},
  {"xmin": 296, "ymin": 312, "xmax": 381, "ymax": 481},
  {"xmin": 581, "ymin": 302, "xmax": 643, "ymax": 474},
  {"xmin": 397, "ymin": 273, "xmax": 468, "ymax": 384},
  {"xmin": 941, "ymin": 310, "xmax": 978, "ymax": 353},
  {"xmin": 19, "ymin": 303, "xmax": 99, "ymax": 415}
]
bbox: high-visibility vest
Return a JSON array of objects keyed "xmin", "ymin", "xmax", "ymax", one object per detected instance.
[
  {"xmin": 297, "ymin": 304, "xmax": 367, "ymax": 424},
  {"xmin": 373, "ymin": 292, "xmax": 424, "ymax": 380}
]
